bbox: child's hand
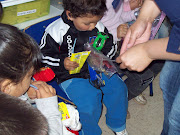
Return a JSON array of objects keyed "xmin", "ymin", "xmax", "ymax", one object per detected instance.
[
  {"xmin": 28, "ymin": 81, "xmax": 56, "ymax": 99},
  {"xmin": 64, "ymin": 57, "xmax": 79, "ymax": 71},
  {"xmin": 27, "ymin": 85, "xmax": 37, "ymax": 99},
  {"xmin": 129, "ymin": 0, "xmax": 143, "ymax": 10},
  {"xmin": 117, "ymin": 23, "xmax": 129, "ymax": 39}
]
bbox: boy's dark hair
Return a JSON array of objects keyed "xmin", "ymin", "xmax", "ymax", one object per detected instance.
[
  {"xmin": 0, "ymin": 92, "xmax": 48, "ymax": 135},
  {"xmin": 0, "ymin": 23, "xmax": 42, "ymax": 84},
  {"xmin": 62, "ymin": 0, "xmax": 107, "ymax": 18}
]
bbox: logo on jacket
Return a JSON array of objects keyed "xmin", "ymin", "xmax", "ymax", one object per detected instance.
[{"xmin": 67, "ymin": 35, "xmax": 73, "ymax": 57}]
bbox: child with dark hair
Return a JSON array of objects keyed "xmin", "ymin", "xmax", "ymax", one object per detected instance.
[
  {"xmin": 40, "ymin": 0, "xmax": 128, "ymax": 135},
  {"xmin": 0, "ymin": 23, "xmax": 63, "ymax": 135},
  {"xmin": 0, "ymin": 92, "xmax": 48, "ymax": 135}
]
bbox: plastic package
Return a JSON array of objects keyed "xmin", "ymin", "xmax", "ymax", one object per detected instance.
[
  {"xmin": 84, "ymin": 42, "xmax": 118, "ymax": 78},
  {"xmin": 69, "ymin": 51, "xmax": 91, "ymax": 74}
]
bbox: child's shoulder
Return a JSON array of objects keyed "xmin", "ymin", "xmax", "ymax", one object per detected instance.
[{"xmin": 96, "ymin": 21, "xmax": 106, "ymax": 33}]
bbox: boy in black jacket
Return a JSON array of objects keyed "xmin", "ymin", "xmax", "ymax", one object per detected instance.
[{"xmin": 40, "ymin": 0, "xmax": 128, "ymax": 134}]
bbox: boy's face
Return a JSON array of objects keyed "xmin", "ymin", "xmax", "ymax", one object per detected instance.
[{"xmin": 67, "ymin": 11, "xmax": 102, "ymax": 31}]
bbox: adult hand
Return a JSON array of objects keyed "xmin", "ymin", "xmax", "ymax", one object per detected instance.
[
  {"xmin": 119, "ymin": 19, "xmax": 152, "ymax": 55},
  {"xmin": 119, "ymin": 0, "xmax": 160, "ymax": 55},
  {"xmin": 117, "ymin": 43, "xmax": 153, "ymax": 72}
]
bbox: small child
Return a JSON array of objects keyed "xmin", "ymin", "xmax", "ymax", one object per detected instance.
[
  {"xmin": 101, "ymin": 0, "xmax": 142, "ymax": 41},
  {"xmin": 0, "ymin": 92, "xmax": 48, "ymax": 135},
  {"xmin": 40, "ymin": 0, "xmax": 128, "ymax": 135},
  {"xmin": 0, "ymin": 23, "xmax": 63, "ymax": 135}
]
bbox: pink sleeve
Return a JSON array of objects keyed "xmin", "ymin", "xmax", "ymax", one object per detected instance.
[
  {"xmin": 121, "ymin": 10, "xmax": 137, "ymax": 23},
  {"xmin": 123, "ymin": 1, "xmax": 131, "ymax": 12}
]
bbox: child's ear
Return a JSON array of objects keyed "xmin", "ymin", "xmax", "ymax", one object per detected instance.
[
  {"xmin": 0, "ymin": 80, "xmax": 12, "ymax": 94},
  {"xmin": 66, "ymin": 10, "xmax": 74, "ymax": 21}
]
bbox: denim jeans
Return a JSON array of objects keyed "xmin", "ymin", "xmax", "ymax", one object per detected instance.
[
  {"xmin": 160, "ymin": 61, "xmax": 180, "ymax": 135},
  {"xmin": 60, "ymin": 73, "xmax": 128, "ymax": 135},
  {"xmin": 155, "ymin": 17, "xmax": 172, "ymax": 39}
]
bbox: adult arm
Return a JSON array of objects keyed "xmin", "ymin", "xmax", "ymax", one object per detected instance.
[
  {"xmin": 119, "ymin": 0, "xmax": 161, "ymax": 55},
  {"xmin": 118, "ymin": 37, "xmax": 180, "ymax": 72}
]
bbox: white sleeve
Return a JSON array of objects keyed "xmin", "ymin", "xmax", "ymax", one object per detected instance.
[{"xmin": 35, "ymin": 96, "xmax": 63, "ymax": 135}]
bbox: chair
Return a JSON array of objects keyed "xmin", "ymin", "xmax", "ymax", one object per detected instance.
[
  {"xmin": 23, "ymin": 15, "xmax": 75, "ymax": 105},
  {"xmin": 24, "ymin": 15, "xmax": 154, "ymax": 105},
  {"xmin": 116, "ymin": 64, "xmax": 154, "ymax": 98}
]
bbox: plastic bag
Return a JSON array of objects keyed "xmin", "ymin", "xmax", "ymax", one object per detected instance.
[{"xmin": 84, "ymin": 42, "xmax": 118, "ymax": 78}]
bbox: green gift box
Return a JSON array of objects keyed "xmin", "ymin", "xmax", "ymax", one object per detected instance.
[{"xmin": 1, "ymin": 0, "xmax": 50, "ymax": 25}]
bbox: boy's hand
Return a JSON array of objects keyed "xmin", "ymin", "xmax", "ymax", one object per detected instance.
[
  {"xmin": 129, "ymin": 0, "xmax": 143, "ymax": 10},
  {"xmin": 28, "ymin": 81, "xmax": 56, "ymax": 99},
  {"xmin": 64, "ymin": 57, "xmax": 79, "ymax": 71},
  {"xmin": 117, "ymin": 23, "xmax": 128, "ymax": 39}
]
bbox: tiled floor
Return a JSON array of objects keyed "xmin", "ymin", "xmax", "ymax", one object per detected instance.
[{"xmin": 99, "ymin": 74, "xmax": 164, "ymax": 135}]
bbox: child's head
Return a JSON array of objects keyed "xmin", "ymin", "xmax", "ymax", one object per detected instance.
[
  {"xmin": 0, "ymin": 92, "xmax": 48, "ymax": 135},
  {"xmin": 63, "ymin": 0, "xmax": 107, "ymax": 31},
  {"xmin": 0, "ymin": 23, "xmax": 42, "ymax": 97}
]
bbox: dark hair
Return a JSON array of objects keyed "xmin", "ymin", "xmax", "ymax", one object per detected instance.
[
  {"xmin": 62, "ymin": 0, "xmax": 107, "ymax": 18},
  {"xmin": 0, "ymin": 2, "xmax": 3, "ymax": 18},
  {"xmin": 0, "ymin": 92, "xmax": 48, "ymax": 135},
  {"xmin": 0, "ymin": 23, "xmax": 42, "ymax": 84}
]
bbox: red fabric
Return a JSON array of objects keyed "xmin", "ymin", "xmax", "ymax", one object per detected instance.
[
  {"xmin": 66, "ymin": 127, "xmax": 79, "ymax": 135},
  {"xmin": 33, "ymin": 67, "xmax": 55, "ymax": 82}
]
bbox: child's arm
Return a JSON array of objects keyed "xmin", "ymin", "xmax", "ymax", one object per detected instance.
[
  {"xmin": 124, "ymin": 0, "xmax": 143, "ymax": 11},
  {"xmin": 33, "ymin": 81, "xmax": 63, "ymax": 135},
  {"xmin": 40, "ymin": 32, "xmax": 68, "ymax": 74},
  {"xmin": 129, "ymin": 0, "xmax": 143, "ymax": 10},
  {"xmin": 121, "ymin": 0, "xmax": 142, "ymax": 23}
]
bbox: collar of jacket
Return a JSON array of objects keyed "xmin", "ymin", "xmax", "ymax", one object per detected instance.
[{"xmin": 61, "ymin": 11, "xmax": 79, "ymax": 34}]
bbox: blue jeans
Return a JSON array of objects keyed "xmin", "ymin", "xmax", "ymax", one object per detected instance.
[
  {"xmin": 160, "ymin": 61, "xmax": 180, "ymax": 135},
  {"xmin": 60, "ymin": 73, "xmax": 128, "ymax": 135}
]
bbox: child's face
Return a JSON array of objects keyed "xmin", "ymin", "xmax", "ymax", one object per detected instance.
[
  {"xmin": 70, "ymin": 13, "xmax": 102, "ymax": 31},
  {"xmin": 6, "ymin": 68, "xmax": 34, "ymax": 97}
]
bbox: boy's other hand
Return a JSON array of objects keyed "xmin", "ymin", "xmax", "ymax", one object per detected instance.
[
  {"xmin": 117, "ymin": 23, "xmax": 128, "ymax": 39},
  {"xmin": 64, "ymin": 57, "xmax": 79, "ymax": 71}
]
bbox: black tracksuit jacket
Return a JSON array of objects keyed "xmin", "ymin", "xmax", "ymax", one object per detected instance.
[{"xmin": 40, "ymin": 11, "xmax": 118, "ymax": 84}]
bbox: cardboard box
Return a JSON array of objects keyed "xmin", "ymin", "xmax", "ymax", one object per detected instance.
[{"xmin": 0, "ymin": 0, "xmax": 50, "ymax": 25}]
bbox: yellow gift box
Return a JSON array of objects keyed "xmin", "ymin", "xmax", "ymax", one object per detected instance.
[{"xmin": 1, "ymin": 0, "xmax": 50, "ymax": 25}]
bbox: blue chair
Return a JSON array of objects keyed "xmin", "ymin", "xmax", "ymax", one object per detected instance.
[
  {"xmin": 24, "ymin": 15, "xmax": 154, "ymax": 103},
  {"xmin": 23, "ymin": 16, "xmax": 75, "ymax": 105}
]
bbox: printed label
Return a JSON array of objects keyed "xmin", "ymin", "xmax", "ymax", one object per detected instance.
[
  {"xmin": 58, "ymin": 102, "xmax": 70, "ymax": 121},
  {"xmin": 17, "ymin": 9, "xmax": 36, "ymax": 16}
]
